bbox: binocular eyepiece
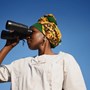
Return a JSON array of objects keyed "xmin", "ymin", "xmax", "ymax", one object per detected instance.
[{"xmin": 1, "ymin": 20, "xmax": 32, "ymax": 40}]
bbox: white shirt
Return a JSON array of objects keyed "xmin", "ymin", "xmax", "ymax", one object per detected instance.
[{"xmin": 0, "ymin": 52, "xmax": 86, "ymax": 90}]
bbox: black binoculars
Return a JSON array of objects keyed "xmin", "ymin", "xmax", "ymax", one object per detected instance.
[{"xmin": 1, "ymin": 20, "xmax": 32, "ymax": 40}]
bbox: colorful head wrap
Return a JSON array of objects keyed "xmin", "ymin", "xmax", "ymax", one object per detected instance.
[{"xmin": 31, "ymin": 14, "xmax": 62, "ymax": 48}]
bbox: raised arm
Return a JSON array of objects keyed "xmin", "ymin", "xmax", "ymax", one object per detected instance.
[{"xmin": 0, "ymin": 38, "xmax": 19, "ymax": 64}]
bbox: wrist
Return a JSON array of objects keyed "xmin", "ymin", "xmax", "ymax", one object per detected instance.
[{"xmin": 4, "ymin": 44, "xmax": 14, "ymax": 49}]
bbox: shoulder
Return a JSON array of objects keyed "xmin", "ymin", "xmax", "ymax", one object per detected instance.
[
  {"xmin": 59, "ymin": 51, "xmax": 79, "ymax": 67},
  {"xmin": 59, "ymin": 51, "xmax": 77, "ymax": 63},
  {"xmin": 60, "ymin": 51, "xmax": 80, "ymax": 72}
]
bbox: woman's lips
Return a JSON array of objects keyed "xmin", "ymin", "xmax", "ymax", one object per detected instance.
[{"xmin": 27, "ymin": 40, "xmax": 32, "ymax": 46}]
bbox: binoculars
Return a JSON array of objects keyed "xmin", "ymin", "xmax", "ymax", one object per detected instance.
[{"xmin": 1, "ymin": 20, "xmax": 32, "ymax": 40}]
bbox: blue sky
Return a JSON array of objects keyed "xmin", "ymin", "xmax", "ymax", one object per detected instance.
[{"xmin": 0, "ymin": 0, "xmax": 90, "ymax": 90}]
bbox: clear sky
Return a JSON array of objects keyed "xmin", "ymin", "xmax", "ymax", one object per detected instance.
[{"xmin": 0, "ymin": 0, "xmax": 90, "ymax": 90}]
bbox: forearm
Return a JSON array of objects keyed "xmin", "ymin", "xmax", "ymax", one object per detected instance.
[{"xmin": 0, "ymin": 45, "xmax": 13, "ymax": 64}]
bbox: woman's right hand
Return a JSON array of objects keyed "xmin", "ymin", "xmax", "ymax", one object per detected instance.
[{"xmin": 5, "ymin": 37, "xmax": 19, "ymax": 48}]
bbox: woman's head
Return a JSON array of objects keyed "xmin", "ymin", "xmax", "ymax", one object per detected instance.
[
  {"xmin": 26, "ymin": 14, "xmax": 62, "ymax": 50},
  {"xmin": 26, "ymin": 26, "xmax": 47, "ymax": 50}
]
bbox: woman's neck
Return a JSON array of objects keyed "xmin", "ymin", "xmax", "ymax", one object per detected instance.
[
  {"xmin": 38, "ymin": 39, "xmax": 55, "ymax": 55},
  {"xmin": 38, "ymin": 43, "xmax": 55, "ymax": 55},
  {"xmin": 38, "ymin": 48, "xmax": 55, "ymax": 55}
]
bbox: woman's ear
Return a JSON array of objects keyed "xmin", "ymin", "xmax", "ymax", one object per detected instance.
[
  {"xmin": 40, "ymin": 37, "xmax": 47, "ymax": 46},
  {"xmin": 43, "ymin": 37, "xmax": 47, "ymax": 42}
]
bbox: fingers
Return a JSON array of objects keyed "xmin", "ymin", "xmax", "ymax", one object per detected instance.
[{"xmin": 5, "ymin": 37, "xmax": 20, "ymax": 47}]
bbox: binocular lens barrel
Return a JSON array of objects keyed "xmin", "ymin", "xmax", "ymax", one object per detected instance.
[
  {"xmin": 1, "ymin": 30, "xmax": 17, "ymax": 40},
  {"xmin": 6, "ymin": 20, "xmax": 29, "ymax": 34},
  {"xmin": 1, "ymin": 20, "xmax": 32, "ymax": 40}
]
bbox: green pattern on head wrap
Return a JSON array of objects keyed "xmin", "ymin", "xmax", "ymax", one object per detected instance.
[
  {"xmin": 46, "ymin": 16, "xmax": 57, "ymax": 25},
  {"xmin": 32, "ymin": 23, "xmax": 42, "ymax": 32}
]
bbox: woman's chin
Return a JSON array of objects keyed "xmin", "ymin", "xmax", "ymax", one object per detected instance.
[{"xmin": 28, "ymin": 45, "xmax": 37, "ymax": 50}]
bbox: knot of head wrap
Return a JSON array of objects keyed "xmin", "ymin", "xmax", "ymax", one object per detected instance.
[{"xmin": 31, "ymin": 14, "xmax": 62, "ymax": 48}]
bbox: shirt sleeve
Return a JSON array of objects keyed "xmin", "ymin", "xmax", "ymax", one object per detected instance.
[
  {"xmin": 62, "ymin": 53, "xmax": 87, "ymax": 90},
  {"xmin": 0, "ymin": 64, "xmax": 11, "ymax": 83}
]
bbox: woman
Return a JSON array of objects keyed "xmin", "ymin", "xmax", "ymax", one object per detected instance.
[{"xmin": 0, "ymin": 14, "xmax": 86, "ymax": 90}]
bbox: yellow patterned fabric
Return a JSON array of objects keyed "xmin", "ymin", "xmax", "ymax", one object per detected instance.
[{"xmin": 32, "ymin": 14, "xmax": 62, "ymax": 48}]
